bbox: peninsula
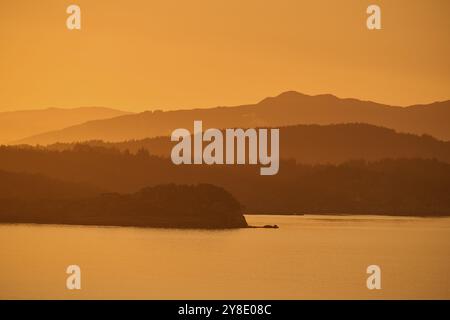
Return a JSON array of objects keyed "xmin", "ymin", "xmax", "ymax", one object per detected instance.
[{"xmin": 0, "ymin": 175, "xmax": 248, "ymax": 229}]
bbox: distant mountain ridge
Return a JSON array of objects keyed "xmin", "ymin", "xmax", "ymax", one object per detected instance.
[
  {"xmin": 0, "ymin": 107, "xmax": 131, "ymax": 144},
  {"xmin": 14, "ymin": 91, "xmax": 450, "ymax": 145}
]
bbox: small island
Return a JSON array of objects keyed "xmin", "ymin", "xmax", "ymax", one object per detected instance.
[{"xmin": 0, "ymin": 175, "xmax": 248, "ymax": 229}]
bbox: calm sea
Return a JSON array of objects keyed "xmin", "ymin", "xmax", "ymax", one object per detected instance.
[{"xmin": 1, "ymin": 215, "xmax": 449, "ymax": 299}]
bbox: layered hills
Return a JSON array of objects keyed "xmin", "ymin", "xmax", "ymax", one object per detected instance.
[{"xmin": 15, "ymin": 91, "xmax": 450, "ymax": 145}]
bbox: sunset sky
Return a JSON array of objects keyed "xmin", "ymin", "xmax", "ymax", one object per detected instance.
[{"xmin": 1, "ymin": 0, "xmax": 449, "ymax": 112}]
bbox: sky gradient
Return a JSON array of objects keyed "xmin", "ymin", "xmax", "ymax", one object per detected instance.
[{"xmin": 1, "ymin": 0, "xmax": 449, "ymax": 112}]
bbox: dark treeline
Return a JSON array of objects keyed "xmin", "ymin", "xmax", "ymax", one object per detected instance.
[
  {"xmin": 43, "ymin": 123, "xmax": 450, "ymax": 164},
  {"xmin": 0, "ymin": 145, "xmax": 449, "ymax": 215}
]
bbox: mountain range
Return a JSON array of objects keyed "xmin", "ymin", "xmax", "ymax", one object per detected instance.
[{"xmin": 12, "ymin": 91, "xmax": 450, "ymax": 145}]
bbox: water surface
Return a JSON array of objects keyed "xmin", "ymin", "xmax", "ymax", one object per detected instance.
[{"xmin": 1, "ymin": 215, "xmax": 449, "ymax": 299}]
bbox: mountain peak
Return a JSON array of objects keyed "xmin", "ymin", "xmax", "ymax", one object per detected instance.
[
  {"xmin": 258, "ymin": 91, "xmax": 309, "ymax": 104},
  {"xmin": 277, "ymin": 91, "xmax": 308, "ymax": 98}
]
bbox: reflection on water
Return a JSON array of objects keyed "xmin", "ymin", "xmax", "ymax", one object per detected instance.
[{"xmin": 1, "ymin": 215, "xmax": 450, "ymax": 299}]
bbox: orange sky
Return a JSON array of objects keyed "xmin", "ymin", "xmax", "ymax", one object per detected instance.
[{"xmin": 0, "ymin": 0, "xmax": 449, "ymax": 112}]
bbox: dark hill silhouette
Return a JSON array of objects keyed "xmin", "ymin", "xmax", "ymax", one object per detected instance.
[
  {"xmin": 0, "ymin": 146, "xmax": 449, "ymax": 216},
  {"xmin": 45, "ymin": 123, "xmax": 450, "ymax": 164},
  {"xmin": 0, "ymin": 170, "xmax": 100, "ymax": 199},
  {"xmin": 14, "ymin": 91, "xmax": 450, "ymax": 144},
  {"xmin": 0, "ymin": 107, "xmax": 130, "ymax": 144},
  {"xmin": 0, "ymin": 183, "xmax": 248, "ymax": 229}
]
